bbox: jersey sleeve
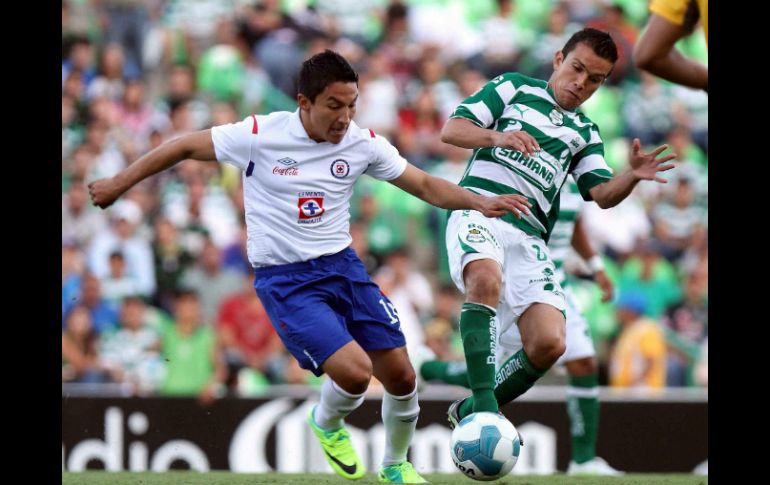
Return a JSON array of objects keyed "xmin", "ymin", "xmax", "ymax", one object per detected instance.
[
  {"xmin": 211, "ymin": 115, "xmax": 259, "ymax": 171},
  {"xmin": 365, "ymin": 133, "xmax": 409, "ymax": 181},
  {"xmin": 569, "ymin": 126, "xmax": 613, "ymax": 201},
  {"xmin": 449, "ymin": 72, "xmax": 522, "ymax": 128}
]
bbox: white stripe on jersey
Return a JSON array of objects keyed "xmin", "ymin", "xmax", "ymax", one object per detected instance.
[
  {"xmin": 468, "ymin": 159, "xmax": 557, "ymax": 216},
  {"xmin": 494, "ymin": 80, "xmax": 518, "ymax": 105},
  {"xmin": 460, "ymin": 100, "xmax": 495, "ymax": 128},
  {"xmin": 502, "ymin": 103, "xmax": 587, "ymax": 156}
]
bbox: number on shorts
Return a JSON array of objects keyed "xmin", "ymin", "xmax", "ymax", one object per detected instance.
[
  {"xmin": 379, "ymin": 298, "xmax": 400, "ymax": 324},
  {"xmin": 531, "ymin": 244, "xmax": 547, "ymax": 261}
]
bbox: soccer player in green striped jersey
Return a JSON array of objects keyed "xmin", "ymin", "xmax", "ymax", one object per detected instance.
[
  {"xmin": 418, "ymin": 178, "xmax": 623, "ymax": 474},
  {"xmin": 440, "ymin": 28, "xmax": 675, "ymax": 427}
]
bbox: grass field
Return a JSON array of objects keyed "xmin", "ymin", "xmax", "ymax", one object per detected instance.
[{"xmin": 63, "ymin": 472, "xmax": 708, "ymax": 485}]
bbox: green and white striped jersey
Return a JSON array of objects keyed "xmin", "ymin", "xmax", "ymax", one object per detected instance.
[
  {"xmin": 548, "ymin": 177, "xmax": 584, "ymax": 287},
  {"xmin": 452, "ymin": 72, "xmax": 612, "ymax": 242}
]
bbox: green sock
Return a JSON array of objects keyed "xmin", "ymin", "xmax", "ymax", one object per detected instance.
[
  {"xmin": 459, "ymin": 302, "xmax": 498, "ymax": 414},
  {"xmin": 420, "ymin": 361, "xmax": 470, "ymax": 387},
  {"xmin": 567, "ymin": 374, "xmax": 599, "ymax": 464},
  {"xmin": 458, "ymin": 348, "xmax": 546, "ymax": 419},
  {"xmin": 493, "ymin": 348, "xmax": 547, "ymax": 404}
]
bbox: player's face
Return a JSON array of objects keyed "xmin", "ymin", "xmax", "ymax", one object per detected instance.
[
  {"xmin": 550, "ymin": 43, "xmax": 614, "ymax": 110},
  {"xmin": 300, "ymin": 82, "xmax": 358, "ymax": 144}
]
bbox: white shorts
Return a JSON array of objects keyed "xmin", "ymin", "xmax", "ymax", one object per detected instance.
[
  {"xmin": 446, "ymin": 209, "xmax": 566, "ymax": 335},
  {"xmin": 496, "ymin": 287, "xmax": 596, "ymax": 368}
]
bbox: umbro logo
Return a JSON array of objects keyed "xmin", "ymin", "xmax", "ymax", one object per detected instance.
[{"xmin": 277, "ymin": 157, "xmax": 297, "ymax": 166}]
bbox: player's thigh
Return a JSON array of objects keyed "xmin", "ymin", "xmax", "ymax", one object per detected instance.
[
  {"xmin": 344, "ymin": 269, "xmax": 409, "ymax": 353},
  {"xmin": 446, "ymin": 209, "xmax": 505, "ymax": 295},
  {"xmin": 254, "ymin": 277, "xmax": 355, "ymax": 378}
]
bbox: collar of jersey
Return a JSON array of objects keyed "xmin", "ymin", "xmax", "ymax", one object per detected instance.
[
  {"xmin": 289, "ymin": 109, "xmax": 336, "ymax": 144},
  {"xmin": 545, "ymin": 84, "xmax": 578, "ymax": 114}
]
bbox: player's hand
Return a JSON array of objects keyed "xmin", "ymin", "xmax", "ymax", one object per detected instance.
[
  {"xmin": 595, "ymin": 270, "xmax": 614, "ymax": 303},
  {"xmin": 628, "ymin": 138, "xmax": 676, "ymax": 183},
  {"xmin": 88, "ymin": 177, "xmax": 124, "ymax": 209},
  {"xmin": 476, "ymin": 194, "xmax": 532, "ymax": 219},
  {"xmin": 491, "ymin": 130, "xmax": 540, "ymax": 158}
]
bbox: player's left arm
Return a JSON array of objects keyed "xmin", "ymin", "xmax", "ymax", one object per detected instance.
[
  {"xmin": 570, "ymin": 217, "xmax": 613, "ymax": 302},
  {"xmin": 588, "ymin": 139, "xmax": 676, "ymax": 208},
  {"xmin": 388, "ymin": 164, "xmax": 532, "ymax": 218}
]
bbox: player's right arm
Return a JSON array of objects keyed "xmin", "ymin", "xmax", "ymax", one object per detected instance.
[
  {"xmin": 440, "ymin": 73, "xmax": 539, "ymax": 157},
  {"xmin": 89, "ymin": 130, "xmax": 216, "ymax": 209},
  {"xmin": 441, "ymin": 118, "xmax": 539, "ymax": 157}
]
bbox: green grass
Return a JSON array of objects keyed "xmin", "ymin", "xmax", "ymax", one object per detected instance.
[{"xmin": 63, "ymin": 472, "xmax": 708, "ymax": 485}]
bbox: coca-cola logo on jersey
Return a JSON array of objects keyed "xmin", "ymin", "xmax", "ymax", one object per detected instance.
[{"xmin": 273, "ymin": 166, "xmax": 299, "ymax": 176}]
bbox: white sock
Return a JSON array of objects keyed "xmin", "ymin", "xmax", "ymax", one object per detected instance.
[
  {"xmin": 313, "ymin": 379, "xmax": 365, "ymax": 430},
  {"xmin": 381, "ymin": 387, "xmax": 420, "ymax": 467}
]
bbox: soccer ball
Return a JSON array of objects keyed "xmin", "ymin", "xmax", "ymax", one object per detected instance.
[{"xmin": 450, "ymin": 412, "xmax": 521, "ymax": 481}]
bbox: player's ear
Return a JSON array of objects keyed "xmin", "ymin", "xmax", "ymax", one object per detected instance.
[
  {"xmin": 297, "ymin": 93, "xmax": 312, "ymax": 112},
  {"xmin": 553, "ymin": 50, "xmax": 564, "ymax": 70}
]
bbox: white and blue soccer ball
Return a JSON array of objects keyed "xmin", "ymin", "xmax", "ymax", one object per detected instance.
[{"xmin": 450, "ymin": 412, "xmax": 521, "ymax": 481}]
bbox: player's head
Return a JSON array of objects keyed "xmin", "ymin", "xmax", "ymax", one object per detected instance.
[
  {"xmin": 297, "ymin": 49, "xmax": 359, "ymax": 144},
  {"xmin": 549, "ymin": 28, "xmax": 617, "ymax": 110}
]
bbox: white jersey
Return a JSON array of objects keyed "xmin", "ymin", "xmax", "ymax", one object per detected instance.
[{"xmin": 211, "ymin": 110, "xmax": 407, "ymax": 267}]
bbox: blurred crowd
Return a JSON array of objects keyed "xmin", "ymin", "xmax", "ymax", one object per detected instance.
[{"xmin": 62, "ymin": 0, "xmax": 707, "ymax": 399}]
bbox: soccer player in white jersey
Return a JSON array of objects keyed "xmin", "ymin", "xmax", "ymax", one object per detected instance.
[
  {"xmin": 437, "ymin": 28, "xmax": 676, "ymax": 431},
  {"xmin": 88, "ymin": 50, "xmax": 531, "ymax": 484},
  {"xmin": 417, "ymin": 178, "xmax": 623, "ymax": 475}
]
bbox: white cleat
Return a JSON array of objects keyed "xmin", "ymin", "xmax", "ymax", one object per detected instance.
[{"xmin": 567, "ymin": 456, "xmax": 624, "ymax": 476}]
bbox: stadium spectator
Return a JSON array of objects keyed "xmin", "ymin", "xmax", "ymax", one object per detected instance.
[
  {"xmin": 151, "ymin": 216, "xmax": 195, "ymax": 313},
  {"xmin": 66, "ymin": 272, "xmax": 119, "ymax": 336},
  {"xmin": 180, "ymin": 238, "xmax": 243, "ymax": 325},
  {"xmin": 609, "ymin": 292, "xmax": 667, "ymax": 389},
  {"xmin": 62, "ymin": 178, "xmax": 108, "ymax": 248},
  {"xmin": 660, "ymin": 267, "xmax": 708, "ymax": 386},
  {"xmin": 99, "ymin": 296, "xmax": 165, "ymax": 395},
  {"xmin": 216, "ymin": 275, "xmax": 283, "ymax": 392},
  {"xmin": 87, "ymin": 199, "xmax": 156, "ymax": 298},
  {"xmin": 651, "ymin": 178, "xmax": 707, "ymax": 262},
  {"xmin": 99, "ymin": 251, "xmax": 143, "ymax": 305},
  {"xmin": 62, "ymin": 305, "xmax": 110, "ymax": 383},
  {"xmin": 158, "ymin": 290, "xmax": 225, "ymax": 402}
]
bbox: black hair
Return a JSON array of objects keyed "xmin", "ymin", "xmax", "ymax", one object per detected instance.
[
  {"xmin": 562, "ymin": 28, "xmax": 618, "ymax": 64},
  {"xmin": 297, "ymin": 50, "xmax": 358, "ymax": 103}
]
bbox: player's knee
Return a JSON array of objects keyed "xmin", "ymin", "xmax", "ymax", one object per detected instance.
[
  {"xmin": 341, "ymin": 363, "xmax": 373, "ymax": 394},
  {"xmin": 380, "ymin": 361, "xmax": 417, "ymax": 395},
  {"xmin": 525, "ymin": 333, "xmax": 565, "ymax": 369}
]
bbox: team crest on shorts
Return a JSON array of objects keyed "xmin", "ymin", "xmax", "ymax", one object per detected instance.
[
  {"xmin": 466, "ymin": 228, "xmax": 486, "ymax": 243},
  {"xmin": 298, "ymin": 191, "xmax": 325, "ymax": 224},
  {"xmin": 330, "ymin": 159, "xmax": 350, "ymax": 178}
]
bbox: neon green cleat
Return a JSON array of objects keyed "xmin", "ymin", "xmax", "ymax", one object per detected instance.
[
  {"xmin": 308, "ymin": 405, "xmax": 365, "ymax": 480},
  {"xmin": 378, "ymin": 461, "xmax": 428, "ymax": 483}
]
